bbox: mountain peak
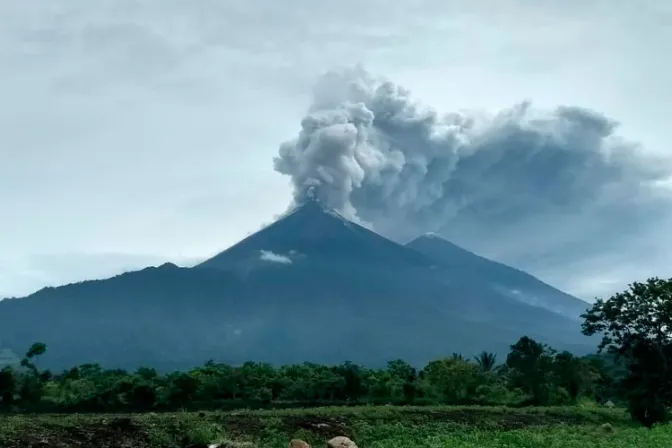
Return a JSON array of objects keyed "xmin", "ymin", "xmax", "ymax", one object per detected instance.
[
  {"xmin": 284, "ymin": 198, "xmax": 344, "ymax": 220},
  {"xmin": 410, "ymin": 233, "xmax": 476, "ymax": 256},
  {"xmin": 197, "ymin": 198, "xmax": 430, "ymax": 270},
  {"xmin": 419, "ymin": 232, "xmax": 444, "ymax": 240}
]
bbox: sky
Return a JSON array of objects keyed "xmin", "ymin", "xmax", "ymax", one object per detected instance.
[{"xmin": 1, "ymin": 0, "xmax": 671, "ymax": 301}]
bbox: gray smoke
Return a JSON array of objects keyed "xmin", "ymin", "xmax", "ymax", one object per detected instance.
[{"xmin": 274, "ymin": 67, "xmax": 672, "ymax": 293}]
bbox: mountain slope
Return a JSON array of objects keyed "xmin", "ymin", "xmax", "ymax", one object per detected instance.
[
  {"xmin": 405, "ymin": 233, "xmax": 590, "ymax": 319},
  {"xmin": 198, "ymin": 199, "xmax": 433, "ymax": 271},
  {"xmin": 0, "ymin": 201, "xmax": 595, "ymax": 370}
]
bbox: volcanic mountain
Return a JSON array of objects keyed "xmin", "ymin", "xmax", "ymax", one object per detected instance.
[
  {"xmin": 199, "ymin": 200, "xmax": 432, "ymax": 271},
  {"xmin": 0, "ymin": 200, "xmax": 593, "ymax": 370}
]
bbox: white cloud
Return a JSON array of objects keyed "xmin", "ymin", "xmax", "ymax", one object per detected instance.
[{"xmin": 259, "ymin": 250, "xmax": 292, "ymax": 265}]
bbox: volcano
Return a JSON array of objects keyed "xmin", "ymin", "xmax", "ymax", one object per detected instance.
[
  {"xmin": 199, "ymin": 199, "xmax": 432, "ymax": 271},
  {"xmin": 0, "ymin": 200, "xmax": 593, "ymax": 370}
]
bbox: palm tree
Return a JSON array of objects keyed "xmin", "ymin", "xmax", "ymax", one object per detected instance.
[
  {"xmin": 474, "ymin": 351, "xmax": 497, "ymax": 372},
  {"xmin": 451, "ymin": 353, "xmax": 465, "ymax": 361}
]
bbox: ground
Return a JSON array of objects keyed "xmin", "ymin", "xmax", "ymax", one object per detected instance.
[{"xmin": 1, "ymin": 405, "xmax": 670, "ymax": 448}]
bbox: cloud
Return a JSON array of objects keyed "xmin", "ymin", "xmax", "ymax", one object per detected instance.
[
  {"xmin": 259, "ymin": 250, "xmax": 293, "ymax": 264},
  {"xmin": 274, "ymin": 67, "xmax": 672, "ymax": 298}
]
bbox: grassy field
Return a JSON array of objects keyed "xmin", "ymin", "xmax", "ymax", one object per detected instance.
[{"xmin": 1, "ymin": 405, "xmax": 670, "ymax": 448}]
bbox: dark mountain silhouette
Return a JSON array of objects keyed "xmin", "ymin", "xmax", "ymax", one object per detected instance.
[
  {"xmin": 405, "ymin": 233, "xmax": 589, "ymax": 319},
  {"xmin": 0, "ymin": 199, "xmax": 594, "ymax": 370}
]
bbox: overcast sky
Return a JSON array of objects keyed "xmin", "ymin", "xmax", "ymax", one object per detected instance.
[{"xmin": 1, "ymin": 0, "xmax": 670, "ymax": 301}]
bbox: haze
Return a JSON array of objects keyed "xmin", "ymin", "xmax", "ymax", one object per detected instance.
[{"xmin": 1, "ymin": 1, "xmax": 671, "ymax": 301}]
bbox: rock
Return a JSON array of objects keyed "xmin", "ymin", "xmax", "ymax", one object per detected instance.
[
  {"xmin": 326, "ymin": 436, "xmax": 357, "ymax": 448},
  {"xmin": 604, "ymin": 400, "xmax": 615, "ymax": 408},
  {"xmin": 289, "ymin": 439, "xmax": 311, "ymax": 448}
]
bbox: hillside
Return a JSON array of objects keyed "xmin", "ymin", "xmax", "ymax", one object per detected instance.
[
  {"xmin": 0, "ymin": 200, "xmax": 594, "ymax": 370},
  {"xmin": 405, "ymin": 233, "xmax": 589, "ymax": 319}
]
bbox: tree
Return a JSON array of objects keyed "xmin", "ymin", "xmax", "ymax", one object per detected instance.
[
  {"xmin": 332, "ymin": 362, "xmax": 366, "ymax": 401},
  {"xmin": 166, "ymin": 372, "xmax": 200, "ymax": 407},
  {"xmin": 506, "ymin": 336, "xmax": 556, "ymax": 405},
  {"xmin": 0, "ymin": 367, "xmax": 15, "ymax": 406},
  {"xmin": 386, "ymin": 360, "xmax": 417, "ymax": 402},
  {"xmin": 582, "ymin": 277, "xmax": 672, "ymax": 426},
  {"xmin": 474, "ymin": 352, "xmax": 498, "ymax": 372},
  {"xmin": 26, "ymin": 343, "xmax": 47, "ymax": 360},
  {"xmin": 553, "ymin": 351, "xmax": 599, "ymax": 401},
  {"xmin": 21, "ymin": 342, "xmax": 47, "ymax": 376},
  {"xmin": 585, "ymin": 353, "xmax": 627, "ymax": 404},
  {"xmin": 421, "ymin": 358, "xmax": 481, "ymax": 404}
]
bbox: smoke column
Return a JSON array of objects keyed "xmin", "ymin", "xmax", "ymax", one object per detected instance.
[{"xmin": 274, "ymin": 67, "xmax": 672, "ymax": 285}]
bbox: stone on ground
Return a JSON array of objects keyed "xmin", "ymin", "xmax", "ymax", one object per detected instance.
[{"xmin": 326, "ymin": 436, "xmax": 358, "ymax": 448}]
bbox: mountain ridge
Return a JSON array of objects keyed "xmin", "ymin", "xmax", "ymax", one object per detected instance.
[
  {"xmin": 404, "ymin": 233, "xmax": 589, "ymax": 319},
  {"xmin": 0, "ymin": 200, "xmax": 594, "ymax": 370}
]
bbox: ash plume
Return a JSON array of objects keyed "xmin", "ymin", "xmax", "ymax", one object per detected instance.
[{"xmin": 274, "ymin": 67, "xmax": 672, "ymax": 291}]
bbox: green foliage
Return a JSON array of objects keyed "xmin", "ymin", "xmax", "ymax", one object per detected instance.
[
  {"xmin": 506, "ymin": 336, "xmax": 557, "ymax": 405},
  {"xmin": 25, "ymin": 342, "xmax": 47, "ymax": 360},
  {"xmin": 474, "ymin": 351, "xmax": 498, "ymax": 372},
  {"xmin": 0, "ymin": 336, "xmax": 617, "ymax": 416},
  {"xmin": 0, "ymin": 405, "xmax": 658, "ymax": 448},
  {"xmin": 0, "ymin": 367, "xmax": 16, "ymax": 406},
  {"xmin": 553, "ymin": 351, "xmax": 600, "ymax": 401},
  {"xmin": 582, "ymin": 277, "xmax": 672, "ymax": 426},
  {"xmin": 582, "ymin": 278, "xmax": 672, "ymax": 354},
  {"xmin": 422, "ymin": 358, "xmax": 480, "ymax": 403}
]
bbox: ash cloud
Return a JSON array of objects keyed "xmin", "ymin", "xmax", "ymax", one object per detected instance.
[{"xmin": 274, "ymin": 67, "xmax": 672, "ymax": 296}]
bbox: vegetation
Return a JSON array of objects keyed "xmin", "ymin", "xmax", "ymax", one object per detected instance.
[
  {"xmin": 582, "ymin": 276, "xmax": 672, "ymax": 426},
  {"xmin": 0, "ymin": 405, "xmax": 654, "ymax": 448},
  {"xmin": 0, "ymin": 335, "xmax": 619, "ymax": 415}
]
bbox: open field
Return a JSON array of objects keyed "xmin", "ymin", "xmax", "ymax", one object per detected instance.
[{"xmin": 2, "ymin": 405, "xmax": 670, "ymax": 448}]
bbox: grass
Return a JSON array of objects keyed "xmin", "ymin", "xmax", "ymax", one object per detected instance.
[{"xmin": 1, "ymin": 405, "xmax": 670, "ymax": 447}]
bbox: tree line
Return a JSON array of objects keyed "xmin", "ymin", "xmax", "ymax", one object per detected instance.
[
  {"xmin": 0, "ymin": 337, "xmax": 614, "ymax": 413},
  {"xmin": 1, "ymin": 276, "xmax": 671, "ymax": 427}
]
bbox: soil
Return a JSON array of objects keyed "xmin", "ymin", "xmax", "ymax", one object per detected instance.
[{"xmin": 0, "ymin": 416, "xmax": 147, "ymax": 448}]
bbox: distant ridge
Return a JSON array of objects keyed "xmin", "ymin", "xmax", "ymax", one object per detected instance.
[{"xmin": 405, "ymin": 233, "xmax": 589, "ymax": 319}]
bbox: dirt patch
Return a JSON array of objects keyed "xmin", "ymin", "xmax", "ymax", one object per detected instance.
[
  {"xmin": 0, "ymin": 417, "xmax": 148, "ymax": 448},
  {"xmin": 281, "ymin": 415, "xmax": 352, "ymax": 439},
  {"xmin": 222, "ymin": 414, "xmax": 267, "ymax": 436}
]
